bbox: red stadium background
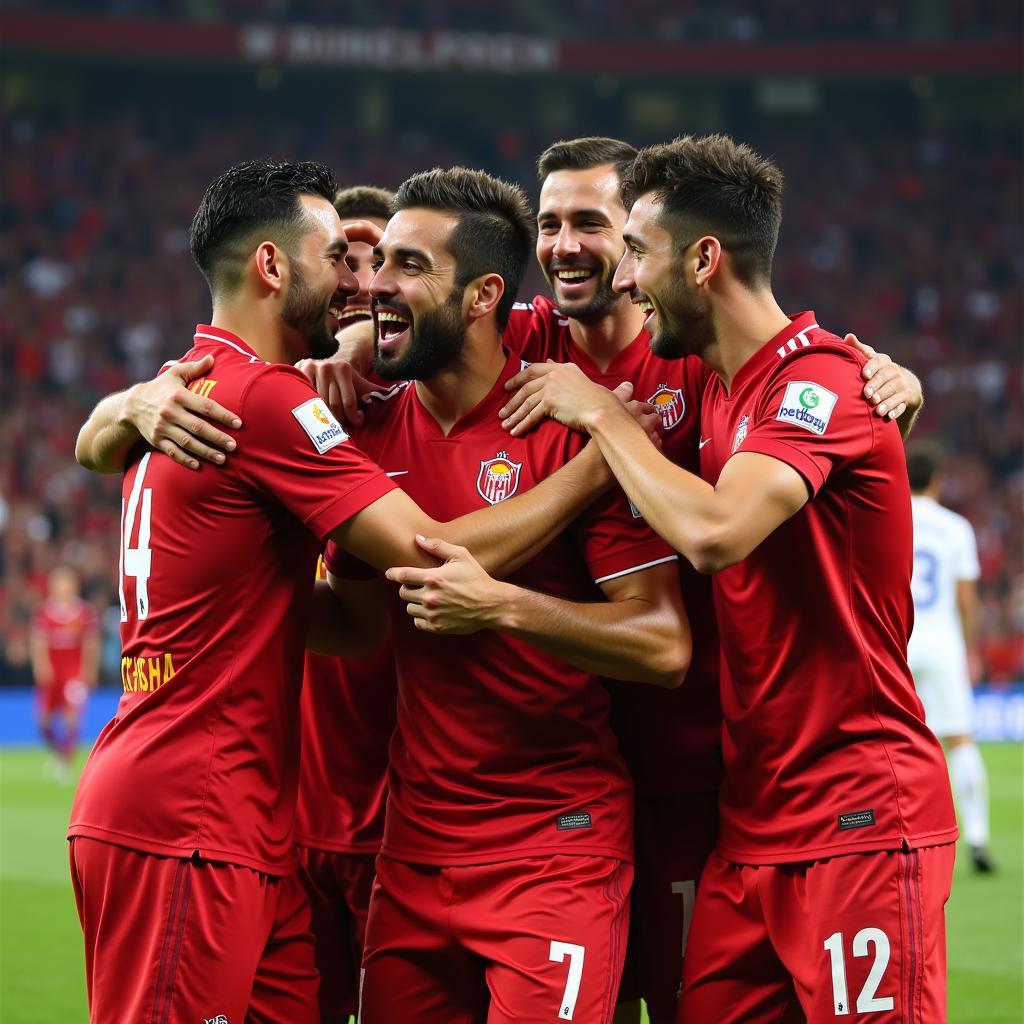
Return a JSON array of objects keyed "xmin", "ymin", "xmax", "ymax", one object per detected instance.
[{"xmin": 2, "ymin": 2, "xmax": 1020, "ymax": 692}]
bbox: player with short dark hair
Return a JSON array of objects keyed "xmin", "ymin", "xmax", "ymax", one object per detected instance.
[
  {"xmin": 506, "ymin": 135, "xmax": 721, "ymax": 1024},
  {"xmin": 70, "ymin": 158, "xmax": 626, "ymax": 1024},
  {"xmin": 499, "ymin": 133, "xmax": 958, "ymax": 1024},
  {"xmin": 906, "ymin": 440, "xmax": 995, "ymax": 874},
  {"xmin": 343, "ymin": 165, "xmax": 690, "ymax": 1023}
]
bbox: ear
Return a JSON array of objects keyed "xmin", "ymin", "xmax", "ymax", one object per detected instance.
[
  {"xmin": 466, "ymin": 273, "xmax": 505, "ymax": 323},
  {"xmin": 254, "ymin": 241, "xmax": 287, "ymax": 295},
  {"xmin": 694, "ymin": 236, "xmax": 723, "ymax": 286}
]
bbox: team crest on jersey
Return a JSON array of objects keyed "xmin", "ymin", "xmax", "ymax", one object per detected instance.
[
  {"xmin": 732, "ymin": 415, "xmax": 749, "ymax": 454},
  {"xmin": 646, "ymin": 383, "xmax": 686, "ymax": 432},
  {"xmin": 477, "ymin": 451, "xmax": 522, "ymax": 505}
]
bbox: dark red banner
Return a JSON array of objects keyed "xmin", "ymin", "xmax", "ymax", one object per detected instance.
[{"xmin": 1, "ymin": 11, "xmax": 1019, "ymax": 76}]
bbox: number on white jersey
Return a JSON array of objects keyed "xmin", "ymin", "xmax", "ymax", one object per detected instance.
[
  {"xmin": 911, "ymin": 548, "xmax": 940, "ymax": 609},
  {"xmin": 823, "ymin": 928, "xmax": 895, "ymax": 1015},
  {"xmin": 549, "ymin": 940, "xmax": 585, "ymax": 1020},
  {"xmin": 120, "ymin": 452, "xmax": 154, "ymax": 621}
]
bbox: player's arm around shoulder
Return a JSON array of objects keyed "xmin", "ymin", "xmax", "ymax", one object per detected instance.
[{"xmin": 75, "ymin": 353, "xmax": 241, "ymax": 473}]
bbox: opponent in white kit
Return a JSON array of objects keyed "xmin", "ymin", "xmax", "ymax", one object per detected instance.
[{"xmin": 907, "ymin": 441, "xmax": 995, "ymax": 873}]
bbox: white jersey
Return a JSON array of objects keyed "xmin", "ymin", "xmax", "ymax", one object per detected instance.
[{"xmin": 907, "ymin": 495, "xmax": 980, "ymax": 673}]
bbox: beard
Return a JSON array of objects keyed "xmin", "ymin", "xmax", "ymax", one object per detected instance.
[
  {"xmin": 546, "ymin": 263, "xmax": 621, "ymax": 321},
  {"xmin": 648, "ymin": 280, "xmax": 712, "ymax": 361},
  {"xmin": 283, "ymin": 264, "xmax": 338, "ymax": 360},
  {"xmin": 373, "ymin": 287, "xmax": 468, "ymax": 382}
]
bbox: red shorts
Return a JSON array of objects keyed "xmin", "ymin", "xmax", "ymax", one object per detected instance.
[
  {"xmin": 295, "ymin": 845, "xmax": 377, "ymax": 1023},
  {"xmin": 678, "ymin": 843, "xmax": 956, "ymax": 1024},
  {"xmin": 69, "ymin": 837, "xmax": 318, "ymax": 1024},
  {"xmin": 361, "ymin": 853, "xmax": 632, "ymax": 1024},
  {"xmin": 617, "ymin": 791, "xmax": 719, "ymax": 1023},
  {"xmin": 38, "ymin": 677, "xmax": 86, "ymax": 715}
]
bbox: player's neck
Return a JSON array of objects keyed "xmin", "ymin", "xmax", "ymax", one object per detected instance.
[
  {"xmin": 414, "ymin": 330, "xmax": 508, "ymax": 436},
  {"xmin": 706, "ymin": 286, "xmax": 792, "ymax": 392},
  {"xmin": 567, "ymin": 300, "xmax": 645, "ymax": 372},
  {"xmin": 210, "ymin": 303, "xmax": 302, "ymax": 365}
]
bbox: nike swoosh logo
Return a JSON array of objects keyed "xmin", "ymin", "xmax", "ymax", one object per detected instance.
[
  {"xmin": 386, "ymin": 471, "xmax": 409, "ymax": 477},
  {"xmin": 699, "ymin": 438, "xmax": 712, "ymax": 449}
]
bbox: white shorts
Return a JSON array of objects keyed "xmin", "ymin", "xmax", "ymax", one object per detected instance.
[{"xmin": 910, "ymin": 660, "xmax": 973, "ymax": 737}]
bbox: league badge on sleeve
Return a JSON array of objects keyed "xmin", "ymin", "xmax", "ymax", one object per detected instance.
[
  {"xmin": 646, "ymin": 383, "xmax": 686, "ymax": 432},
  {"xmin": 775, "ymin": 381, "xmax": 838, "ymax": 436},
  {"xmin": 477, "ymin": 451, "xmax": 522, "ymax": 504},
  {"xmin": 292, "ymin": 398, "xmax": 349, "ymax": 453}
]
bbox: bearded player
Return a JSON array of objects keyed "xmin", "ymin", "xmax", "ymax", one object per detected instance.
[{"xmin": 340, "ymin": 166, "xmax": 689, "ymax": 1023}]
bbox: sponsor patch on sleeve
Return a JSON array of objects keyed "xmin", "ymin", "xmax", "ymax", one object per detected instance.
[
  {"xmin": 291, "ymin": 398, "xmax": 349, "ymax": 454},
  {"xmin": 775, "ymin": 380, "xmax": 838, "ymax": 436}
]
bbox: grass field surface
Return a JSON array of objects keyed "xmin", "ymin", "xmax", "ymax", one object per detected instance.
[{"xmin": 1, "ymin": 744, "xmax": 1021, "ymax": 1023}]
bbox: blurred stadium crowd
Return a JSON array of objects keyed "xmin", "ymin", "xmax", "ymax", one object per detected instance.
[
  {"xmin": 0, "ymin": 81, "xmax": 1020, "ymax": 687},
  {"xmin": 19, "ymin": 0, "xmax": 1020, "ymax": 41}
]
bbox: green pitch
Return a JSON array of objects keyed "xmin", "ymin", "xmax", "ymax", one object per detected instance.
[{"xmin": 1, "ymin": 746, "xmax": 1021, "ymax": 1023}]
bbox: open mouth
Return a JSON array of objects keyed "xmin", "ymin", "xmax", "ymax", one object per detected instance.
[
  {"xmin": 327, "ymin": 296, "xmax": 349, "ymax": 331},
  {"xmin": 374, "ymin": 308, "xmax": 411, "ymax": 352},
  {"xmin": 337, "ymin": 305, "xmax": 373, "ymax": 326},
  {"xmin": 636, "ymin": 296, "xmax": 657, "ymax": 332},
  {"xmin": 553, "ymin": 266, "xmax": 598, "ymax": 293}
]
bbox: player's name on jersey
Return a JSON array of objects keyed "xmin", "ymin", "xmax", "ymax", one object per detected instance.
[{"xmin": 120, "ymin": 652, "xmax": 177, "ymax": 693}]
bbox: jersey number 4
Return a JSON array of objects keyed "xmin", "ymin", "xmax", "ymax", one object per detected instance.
[
  {"xmin": 120, "ymin": 452, "xmax": 154, "ymax": 622},
  {"xmin": 823, "ymin": 928, "xmax": 894, "ymax": 1015}
]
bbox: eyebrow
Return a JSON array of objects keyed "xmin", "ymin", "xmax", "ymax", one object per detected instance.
[
  {"xmin": 374, "ymin": 245, "xmax": 435, "ymax": 268},
  {"xmin": 537, "ymin": 207, "xmax": 611, "ymax": 222},
  {"xmin": 324, "ymin": 237, "xmax": 349, "ymax": 256},
  {"xmin": 622, "ymin": 232, "xmax": 645, "ymax": 249}
]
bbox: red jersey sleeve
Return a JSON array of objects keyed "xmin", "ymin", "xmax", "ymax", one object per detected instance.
[
  {"xmin": 237, "ymin": 366, "xmax": 397, "ymax": 542},
  {"xmin": 573, "ymin": 485, "xmax": 678, "ymax": 585},
  {"xmin": 740, "ymin": 348, "xmax": 877, "ymax": 497}
]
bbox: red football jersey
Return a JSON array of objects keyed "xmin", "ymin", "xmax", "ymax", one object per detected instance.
[
  {"xmin": 32, "ymin": 598, "xmax": 98, "ymax": 683},
  {"xmin": 325, "ymin": 350, "xmax": 678, "ymax": 866},
  {"xmin": 68, "ymin": 325, "xmax": 396, "ymax": 875},
  {"xmin": 295, "ymin": 560, "xmax": 396, "ymax": 855},
  {"xmin": 504, "ymin": 296, "xmax": 721, "ymax": 797},
  {"xmin": 700, "ymin": 311, "xmax": 957, "ymax": 864}
]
